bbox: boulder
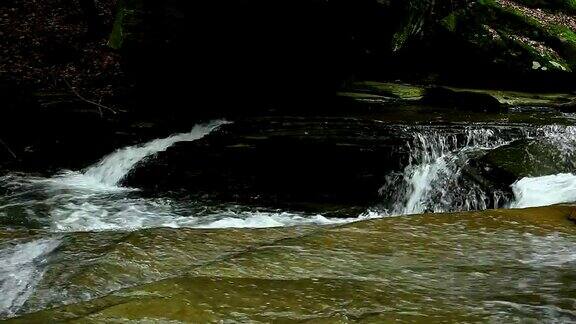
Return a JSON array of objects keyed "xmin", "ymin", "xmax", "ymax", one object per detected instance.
[{"xmin": 473, "ymin": 138, "xmax": 576, "ymax": 185}]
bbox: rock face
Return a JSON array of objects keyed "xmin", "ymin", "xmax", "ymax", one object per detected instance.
[
  {"xmin": 3, "ymin": 0, "xmax": 576, "ymax": 124},
  {"xmin": 5, "ymin": 205, "xmax": 576, "ymax": 322}
]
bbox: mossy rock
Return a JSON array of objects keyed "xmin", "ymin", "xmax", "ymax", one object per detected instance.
[
  {"xmin": 478, "ymin": 138, "xmax": 576, "ymax": 183},
  {"xmin": 515, "ymin": 0, "xmax": 576, "ymax": 12},
  {"xmin": 340, "ymin": 81, "xmax": 425, "ymax": 101},
  {"xmin": 436, "ymin": 86, "xmax": 576, "ymax": 107},
  {"xmin": 438, "ymin": 0, "xmax": 576, "ymax": 74},
  {"xmin": 341, "ymin": 81, "xmax": 576, "ymax": 108},
  {"xmin": 13, "ymin": 226, "xmax": 320, "ymax": 315}
]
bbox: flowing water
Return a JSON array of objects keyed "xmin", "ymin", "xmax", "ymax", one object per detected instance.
[{"xmin": 1, "ymin": 114, "xmax": 576, "ymax": 320}]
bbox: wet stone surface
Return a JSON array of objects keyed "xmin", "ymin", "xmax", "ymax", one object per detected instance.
[{"xmin": 4, "ymin": 206, "xmax": 576, "ymax": 323}]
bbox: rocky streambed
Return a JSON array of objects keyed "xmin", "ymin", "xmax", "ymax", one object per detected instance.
[
  {"xmin": 2, "ymin": 206, "xmax": 576, "ymax": 322},
  {"xmin": 1, "ymin": 100, "xmax": 576, "ymax": 321}
]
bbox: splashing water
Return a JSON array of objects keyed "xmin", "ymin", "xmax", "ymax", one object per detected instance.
[
  {"xmin": 3, "ymin": 121, "xmax": 576, "ymax": 320},
  {"xmin": 0, "ymin": 238, "xmax": 60, "ymax": 317},
  {"xmin": 511, "ymin": 173, "xmax": 576, "ymax": 208},
  {"xmin": 3, "ymin": 123, "xmax": 576, "ymax": 232},
  {"xmin": 375, "ymin": 125, "xmax": 576, "ymax": 216},
  {"xmin": 377, "ymin": 127, "xmax": 516, "ymax": 215},
  {"xmin": 0, "ymin": 120, "xmax": 356, "ymax": 232},
  {"xmin": 509, "ymin": 125, "xmax": 576, "ymax": 208},
  {"xmin": 75, "ymin": 120, "xmax": 230, "ymax": 187}
]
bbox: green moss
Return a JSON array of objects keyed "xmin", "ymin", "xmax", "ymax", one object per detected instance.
[
  {"xmin": 481, "ymin": 139, "xmax": 575, "ymax": 179},
  {"xmin": 514, "ymin": 0, "xmax": 576, "ymax": 11},
  {"xmin": 108, "ymin": 8, "xmax": 126, "ymax": 49},
  {"xmin": 390, "ymin": 1, "xmax": 434, "ymax": 52},
  {"xmin": 107, "ymin": 0, "xmax": 142, "ymax": 50},
  {"xmin": 551, "ymin": 25, "xmax": 576, "ymax": 43},
  {"xmin": 444, "ymin": 0, "xmax": 576, "ymax": 73},
  {"xmin": 344, "ymin": 81, "xmax": 425, "ymax": 101},
  {"xmin": 441, "ymin": 12, "xmax": 458, "ymax": 32}
]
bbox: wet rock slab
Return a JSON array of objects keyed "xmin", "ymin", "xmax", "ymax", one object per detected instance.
[{"xmin": 5, "ymin": 205, "xmax": 576, "ymax": 322}]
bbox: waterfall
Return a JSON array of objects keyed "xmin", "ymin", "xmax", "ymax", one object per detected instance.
[
  {"xmin": 510, "ymin": 126, "xmax": 576, "ymax": 208},
  {"xmin": 378, "ymin": 127, "xmax": 515, "ymax": 215},
  {"xmin": 60, "ymin": 120, "xmax": 229, "ymax": 188},
  {"xmin": 377, "ymin": 125, "xmax": 576, "ymax": 215},
  {"xmin": 2, "ymin": 122, "xmax": 576, "ymax": 235}
]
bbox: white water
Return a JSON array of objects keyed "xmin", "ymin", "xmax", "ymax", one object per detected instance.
[
  {"xmin": 0, "ymin": 119, "xmax": 357, "ymax": 233},
  {"xmin": 511, "ymin": 173, "xmax": 576, "ymax": 208},
  {"xmin": 71, "ymin": 120, "xmax": 230, "ymax": 187},
  {"xmin": 378, "ymin": 127, "xmax": 515, "ymax": 216},
  {"xmin": 1, "ymin": 123, "xmax": 576, "ymax": 233},
  {"xmin": 3, "ymin": 121, "xmax": 576, "ymax": 320},
  {"xmin": 0, "ymin": 238, "xmax": 60, "ymax": 317},
  {"xmin": 508, "ymin": 125, "xmax": 576, "ymax": 208},
  {"xmin": 2, "ymin": 123, "xmax": 576, "ymax": 233},
  {"xmin": 373, "ymin": 125, "xmax": 576, "ymax": 216}
]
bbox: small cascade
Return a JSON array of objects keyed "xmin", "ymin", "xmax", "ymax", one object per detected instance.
[
  {"xmin": 1, "ymin": 122, "xmax": 576, "ymax": 235},
  {"xmin": 76, "ymin": 120, "xmax": 229, "ymax": 187},
  {"xmin": 375, "ymin": 124, "xmax": 576, "ymax": 215},
  {"xmin": 510, "ymin": 125, "xmax": 576, "ymax": 208},
  {"xmin": 378, "ymin": 127, "xmax": 516, "ymax": 215},
  {"xmin": 3, "ymin": 119, "xmax": 576, "ymax": 321}
]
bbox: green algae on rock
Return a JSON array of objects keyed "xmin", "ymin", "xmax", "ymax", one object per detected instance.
[
  {"xmin": 479, "ymin": 138, "xmax": 576, "ymax": 182},
  {"xmin": 341, "ymin": 81, "xmax": 576, "ymax": 110},
  {"xmin": 108, "ymin": 0, "xmax": 143, "ymax": 49},
  {"xmin": 6, "ymin": 205, "xmax": 576, "ymax": 323},
  {"xmin": 340, "ymin": 81, "xmax": 425, "ymax": 101},
  {"xmin": 14, "ymin": 226, "xmax": 320, "ymax": 315}
]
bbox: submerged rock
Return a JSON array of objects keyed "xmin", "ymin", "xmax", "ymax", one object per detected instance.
[{"xmin": 5, "ymin": 205, "xmax": 576, "ymax": 322}]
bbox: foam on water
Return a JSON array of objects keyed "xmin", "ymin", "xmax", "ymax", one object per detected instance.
[
  {"xmin": 0, "ymin": 238, "xmax": 60, "ymax": 317},
  {"xmin": 511, "ymin": 173, "xmax": 576, "ymax": 208},
  {"xmin": 0, "ymin": 172, "xmax": 359, "ymax": 232}
]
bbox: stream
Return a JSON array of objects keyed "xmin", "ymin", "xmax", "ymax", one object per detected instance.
[{"xmin": 1, "ymin": 107, "xmax": 576, "ymax": 321}]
